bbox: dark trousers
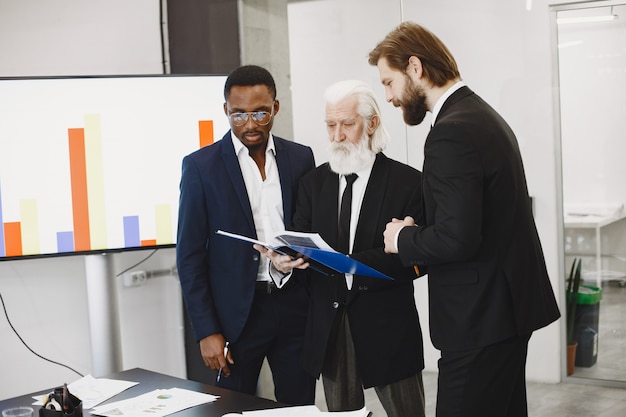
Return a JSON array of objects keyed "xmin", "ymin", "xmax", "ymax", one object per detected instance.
[
  {"xmin": 436, "ymin": 333, "xmax": 531, "ymax": 417},
  {"xmin": 322, "ymin": 309, "xmax": 426, "ymax": 417},
  {"xmin": 216, "ymin": 284, "xmax": 316, "ymax": 405}
]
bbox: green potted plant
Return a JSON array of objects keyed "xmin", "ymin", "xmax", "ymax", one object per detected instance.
[{"xmin": 565, "ymin": 257, "xmax": 582, "ymax": 375}]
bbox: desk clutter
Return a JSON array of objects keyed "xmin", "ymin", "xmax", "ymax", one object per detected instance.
[
  {"xmin": 40, "ymin": 385, "xmax": 81, "ymax": 417},
  {"xmin": 34, "ymin": 377, "xmax": 217, "ymax": 417},
  {"xmin": 25, "ymin": 371, "xmax": 370, "ymax": 417}
]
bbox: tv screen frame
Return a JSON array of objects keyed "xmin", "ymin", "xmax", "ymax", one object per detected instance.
[{"xmin": 0, "ymin": 74, "xmax": 229, "ymax": 261}]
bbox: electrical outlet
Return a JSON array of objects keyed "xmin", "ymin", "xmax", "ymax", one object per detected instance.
[{"xmin": 122, "ymin": 270, "xmax": 147, "ymax": 287}]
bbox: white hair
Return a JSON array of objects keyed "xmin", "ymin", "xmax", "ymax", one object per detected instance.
[{"xmin": 323, "ymin": 80, "xmax": 389, "ymax": 153}]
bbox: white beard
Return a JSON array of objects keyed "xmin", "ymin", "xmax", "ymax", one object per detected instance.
[{"xmin": 327, "ymin": 133, "xmax": 376, "ymax": 175}]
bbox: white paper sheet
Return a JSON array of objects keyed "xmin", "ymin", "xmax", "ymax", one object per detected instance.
[
  {"xmin": 32, "ymin": 375, "xmax": 139, "ymax": 409},
  {"xmin": 90, "ymin": 387, "xmax": 218, "ymax": 417}
]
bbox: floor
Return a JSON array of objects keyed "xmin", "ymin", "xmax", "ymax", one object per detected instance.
[{"xmin": 313, "ymin": 371, "xmax": 626, "ymax": 416}]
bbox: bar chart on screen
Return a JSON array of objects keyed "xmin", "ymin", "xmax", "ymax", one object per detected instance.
[{"xmin": 0, "ymin": 75, "xmax": 228, "ymax": 259}]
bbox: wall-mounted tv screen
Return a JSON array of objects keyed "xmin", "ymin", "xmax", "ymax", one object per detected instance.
[{"xmin": 0, "ymin": 75, "xmax": 229, "ymax": 261}]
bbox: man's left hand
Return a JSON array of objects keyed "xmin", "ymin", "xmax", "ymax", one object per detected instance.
[{"xmin": 383, "ymin": 216, "xmax": 416, "ymax": 254}]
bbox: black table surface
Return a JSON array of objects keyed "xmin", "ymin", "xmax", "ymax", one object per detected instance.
[{"xmin": 0, "ymin": 368, "xmax": 286, "ymax": 416}]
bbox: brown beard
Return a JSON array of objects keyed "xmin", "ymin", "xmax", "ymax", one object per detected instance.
[{"xmin": 400, "ymin": 77, "xmax": 428, "ymax": 126}]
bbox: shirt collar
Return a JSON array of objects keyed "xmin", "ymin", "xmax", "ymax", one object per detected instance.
[
  {"xmin": 231, "ymin": 131, "xmax": 276, "ymax": 156},
  {"xmin": 431, "ymin": 80, "xmax": 465, "ymax": 126}
]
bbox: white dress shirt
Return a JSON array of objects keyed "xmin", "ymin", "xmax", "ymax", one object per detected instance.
[{"xmin": 231, "ymin": 134, "xmax": 286, "ymax": 286}]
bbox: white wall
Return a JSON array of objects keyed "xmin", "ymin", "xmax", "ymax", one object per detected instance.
[
  {"xmin": 0, "ymin": 0, "xmax": 185, "ymax": 400},
  {"xmin": 288, "ymin": 0, "xmax": 571, "ymax": 383}
]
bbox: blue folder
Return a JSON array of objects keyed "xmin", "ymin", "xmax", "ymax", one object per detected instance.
[
  {"xmin": 274, "ymin": 245, "xmax": 393, "ymax": 280},
  {"xmin": 216, "ymin": 229, "xmax": 393, "ymax": 280}
]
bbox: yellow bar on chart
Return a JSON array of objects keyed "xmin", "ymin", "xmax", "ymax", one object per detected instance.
[
  {"xmin": 155, "ymin": 204, "xmax": 173, "ymax": 244},
  {"xmin": 84, "ymin": 114, "xmax": 108, "ymax": 250},
  {"xmin": 20, "ymin": 199, "xmax": 40, "ymax": 256}
]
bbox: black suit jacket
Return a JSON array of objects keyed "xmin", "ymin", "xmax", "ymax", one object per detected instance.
[
  {"xmin": 398, "ymin": 86, "xmax": 560, "ymax": 351},
  {"xmin": 176, "ymin": 132, "xmax": 315, "ymax": 344},
  {"xmin": 294, "ymin": 153, "xmax": 425, "ymax": 388}
]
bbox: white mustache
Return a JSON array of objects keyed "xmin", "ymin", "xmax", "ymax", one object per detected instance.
[{"xmin": 328, "ymin": 136, "xmax": 375, "ymax": 175}]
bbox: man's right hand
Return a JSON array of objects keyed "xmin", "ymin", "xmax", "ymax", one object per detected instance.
[
  {"xmin": 199, "ymin": 334, "xmax": 233, "ymax": 377},
  {"xmin": 253, "ymin": 244, "xmax": 309, "ymax": 273}
]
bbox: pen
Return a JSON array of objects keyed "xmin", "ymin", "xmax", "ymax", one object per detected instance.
[
  {"xmin": 216, "ymin": 341, "xmax": 230, "ymax": 383},
  {"xmin": 62, "ymin": 383, "xmax": 73, "ymax": 414}
]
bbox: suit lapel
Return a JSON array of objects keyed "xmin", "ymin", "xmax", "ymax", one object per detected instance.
[
  {"xmin": 274, "ymin": 137, "xmax": 293, "ymax": 228},
  {"xmin": 353, "ymin": 153, "xmax": 388, "ymax": 252},
  {"xmin": 220, "ymin": 132, "xmax": 256, "ymax": 233},
  {"xmin": 318, "ymin": 165, "xmax": 340, "ymax": 249}
]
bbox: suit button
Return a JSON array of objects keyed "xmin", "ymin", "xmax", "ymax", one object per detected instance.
[
  {"xmin": 332, "ymin": 302, "xmax": 340, "ymax": 309},
  {"xmin": 359, "ymin": 286, "xmax": 368, "ymax": 291},
  {"xmin": 253, "ymin": 254, "xmax": 259, "ymax": 261}
]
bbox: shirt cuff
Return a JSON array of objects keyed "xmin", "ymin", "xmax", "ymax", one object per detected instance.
[
  {"xmin": 393, "ymin": 225, "xmax": 405, "ymax": 253},
  {"xmin": 268, "ymin": 260, "xmax": 292, "ymax": 288}
]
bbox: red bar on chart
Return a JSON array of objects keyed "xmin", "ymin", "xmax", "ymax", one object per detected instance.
[
  {"xmin": 68, "ymin": 128, "xmax": 91, "ymax": 251},
  {"xmin": 199, "ymin": 120, "xmax": 214, "ymax": 148}
]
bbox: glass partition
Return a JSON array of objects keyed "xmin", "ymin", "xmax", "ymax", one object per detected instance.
[{"xmin": 553, "ymin": 0, "xmax": 626, "ymax": 384}]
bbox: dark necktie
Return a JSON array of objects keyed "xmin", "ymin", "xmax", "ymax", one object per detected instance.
[{"xmin": 337, "ymin": 173, "xmax": 358, "ymax": 254}]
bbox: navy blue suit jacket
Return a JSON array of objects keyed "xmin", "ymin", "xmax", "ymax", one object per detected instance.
[{"xmin": 176, "ymin": 132, "xmax": 315, "ymax": 343}]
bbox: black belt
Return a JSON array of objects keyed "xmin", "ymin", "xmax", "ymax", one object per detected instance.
[{"xmin": 255, "ymin": 280, "xmax": 278, "ymax": 294}]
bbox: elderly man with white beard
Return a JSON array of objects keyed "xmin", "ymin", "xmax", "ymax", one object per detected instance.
[{"xmin": 256, "ymin": 80, "xmax": 427, "ymax": 417}]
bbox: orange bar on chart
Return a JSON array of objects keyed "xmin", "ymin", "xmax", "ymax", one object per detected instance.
[
  {"xmin": 4, "ymin": 222, "xmax": 22, "ymax": 257},
  {"xmin": 141, "ymin": 239, "xmax": 157, "ymax": 247},
  {"xmin": 68, "ymin": 128, "xmax": 91, "ymax": 251},
  {"xmin": 199, "ymin": 120, "xmax": 214, "ymax": 148}
]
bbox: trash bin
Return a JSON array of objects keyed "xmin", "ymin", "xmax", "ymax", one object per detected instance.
[{"xmin": 573, "ymin": 285, "xmax": 602, "ymax": 367}]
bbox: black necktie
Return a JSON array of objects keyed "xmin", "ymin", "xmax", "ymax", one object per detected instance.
[{"xmin": 337, "ymin": 173, "xmax": 358, "ymax": 254}]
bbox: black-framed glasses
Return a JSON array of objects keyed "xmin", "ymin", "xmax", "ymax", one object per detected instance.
[{"xmin": 228, "ymin": 108, "xmax": 274, "ymax": 126}]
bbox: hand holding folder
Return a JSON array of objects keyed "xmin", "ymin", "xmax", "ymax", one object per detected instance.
[{"xmin": 216, "ymin": 230, "xmax": 393, "ymax": 280}]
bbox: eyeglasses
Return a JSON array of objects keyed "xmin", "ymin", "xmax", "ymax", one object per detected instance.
[{"xmin": 228, "ymin": 109, "xmax": 274, "ymax": 126}]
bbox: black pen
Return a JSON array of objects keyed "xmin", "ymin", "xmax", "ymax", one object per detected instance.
[{"xmin": 216, "ymin": 341, "xmax": 230, "ymax": 382}]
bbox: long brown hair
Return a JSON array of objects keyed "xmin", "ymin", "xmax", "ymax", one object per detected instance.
[{"xmin": 368, "ymin": 22, "xmax": 460, "ymax": 87}]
